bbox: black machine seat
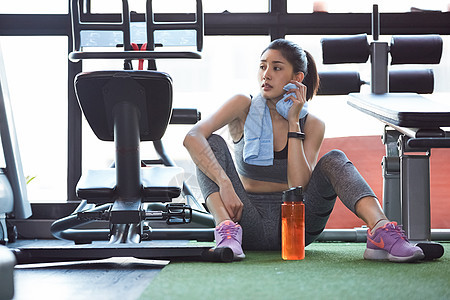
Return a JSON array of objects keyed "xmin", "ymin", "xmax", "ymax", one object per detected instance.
[
  {"xmin": 76, "ymin": 167, "xmax": 184, "ymax": 203},
  {"xmin": 75, "ymin": 70, "xmax": 173, "ymax": 141}
]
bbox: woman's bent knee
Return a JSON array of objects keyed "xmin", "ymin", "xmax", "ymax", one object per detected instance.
[
  {"xmin": 323, "ymin": 149, "xmax": 347, "ymax": 161},
  {"xmin": 317, "ymin": 149, "xmax": 350, "ymax": 170}
]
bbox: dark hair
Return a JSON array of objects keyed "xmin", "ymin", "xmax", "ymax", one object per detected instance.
[{"xmin": 262, "ymin": 39, "xmax": 319, "ymax": 100}]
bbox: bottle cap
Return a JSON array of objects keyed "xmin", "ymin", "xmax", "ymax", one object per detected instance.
[{"xmin": 282, "ymin": 186, "xmax": 304, "ymax": 202}]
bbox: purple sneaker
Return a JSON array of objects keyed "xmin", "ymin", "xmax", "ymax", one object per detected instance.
[
  {"xmin": 364, "ymin": 222, "xmax": 425, "ymax": 263},
  {"xmin": 215, "ymin": 220, "xmax": 245, "ymax": 260}
]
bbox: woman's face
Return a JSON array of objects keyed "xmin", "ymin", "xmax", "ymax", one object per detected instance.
[{"xmin": 258, "ymin": 49, "xmax": 296, "ymax": 100}]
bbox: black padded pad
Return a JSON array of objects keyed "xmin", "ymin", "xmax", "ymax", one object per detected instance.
[
  {"xmin": 321, "ymin": 34, "xmax": 370, "ymax": 64},
  {"xmin": 348, "ymin": 93, "xmax": 450, "ymax": 128},
  {"xmin": 390, "ymin": 35, "xmax": 442, "ymax": 65},
  {"xmin": 389, "ymin": 69, "xmax": 434, "ymax": 94},
  {"xmin": 77, "ymin": 167, "xmax": 183, "ymax": 202},
  {"xmin": 317, "ymin": 71, "xmax": 362, "ymax": 95},
  {"xmin": 75, "ymin": 71, "xmax": 173, "ymax": 141}
]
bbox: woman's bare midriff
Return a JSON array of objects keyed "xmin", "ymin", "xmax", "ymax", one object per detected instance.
[{"xmin": 240, "ymin": 175, "xmax": 289, "ymax": 193}]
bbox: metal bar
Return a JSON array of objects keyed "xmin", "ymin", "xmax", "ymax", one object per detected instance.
[
  {"xmin": 67, "ymin": 44, "xmax": 82, "ymax": 201},
  {"xmin": 383, "ymin": 122, "xmax": 446, "ymax": 139},
  {"xmin": 382, "ymin": 156, "xmax": 402, "ymax": 223},
  {"xmin": 69, "ymin": 51, "xmax": 201, "ymax": 62},
  {"xmin": 0, "ymin": 14, "xmax": 70, "ymax": 36},
  {"xmin": 370, "ymin": 42, "xmax": 389, "ymax": 94},
  {"xmin": 113, "ymin": 102, "xmax": 141, "ymax": 199},
  {"xmin": 408, "ymin": 137, "xmax": 450, "ymax": 148},
  {"xmin": 401, "ymin": 155, "xmax": 431, "ymax": 241},
  {"xmin": 1, "ymin": 12, "xmax": 450, "ymax": 37},
  {"xmin": 269, "ymin": 0, "xmax": 287, "ymax": 40},
  {"xmin": 317, "ymin": 228, "xmax": 450, "ymax": 242},
  {"xmin": 381, "ymin": 126, "xmax": 402, "ymax": 223},
  {"xmin": 372, "ymin": 4, "xmax": 379, "ymax": 40},
  {"xmin": 50, "ymin": 203, "xmax": 112, "ymax": 240}
]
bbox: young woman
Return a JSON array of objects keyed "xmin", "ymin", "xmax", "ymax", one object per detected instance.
[{"xmin": 183, "ymin": 39, "xmax": 424, "ymax": 263}]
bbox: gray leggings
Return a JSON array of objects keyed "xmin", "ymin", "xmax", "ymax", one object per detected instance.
[{"xmin": 196, "ymin": 134, "xmax": 376, "ymax": 251}]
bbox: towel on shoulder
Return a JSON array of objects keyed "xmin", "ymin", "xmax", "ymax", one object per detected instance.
[{"xmin": 243, "ymin": 83, "xmax": 308, "ymax": 166}]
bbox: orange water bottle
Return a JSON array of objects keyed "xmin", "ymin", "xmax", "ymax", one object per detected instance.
[{"xmin": 281, "ymin": 186, "xmax": 305, "ymax": 260}]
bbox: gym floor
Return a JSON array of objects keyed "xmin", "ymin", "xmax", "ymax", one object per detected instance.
[
  {"xmin": 8, "ymin": 239, "xmax": 166, "ymax": 300},
  {"xmin": 8, "ymin": 240, "xmax": 450, "ymax": 300}
]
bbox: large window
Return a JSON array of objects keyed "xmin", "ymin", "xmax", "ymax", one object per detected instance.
[{"xmin": 0, "ymin": 36, "xmax": 68, "ymax": 202}]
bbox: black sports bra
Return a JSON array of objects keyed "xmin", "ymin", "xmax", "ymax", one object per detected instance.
[{"xmin": 233, "ymin": 114, "xmax": 308, "ymax": 183}]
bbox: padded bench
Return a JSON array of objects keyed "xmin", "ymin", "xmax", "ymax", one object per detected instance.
[{"xmin": 77, "ymin": 167, "xmax": 184, "ymax": 203}]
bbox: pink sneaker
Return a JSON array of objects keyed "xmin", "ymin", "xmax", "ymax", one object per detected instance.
[
  {"xmin": 364, "ymin": 222, "xmax": 425, "ymax": 263},
  {"xmin": 215, "ymin": 220, "xmax": 245, "ymax": 260}
]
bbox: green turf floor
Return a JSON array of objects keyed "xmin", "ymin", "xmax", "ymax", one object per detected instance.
[{"xmin": 140, "ymin": 242, "xmax": 450, "ymax": 300}]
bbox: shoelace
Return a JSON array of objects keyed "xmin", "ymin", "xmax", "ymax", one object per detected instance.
[
  {"xmin": 216, "ymin": 222, "xmax": 240, "ymax": 241},
  {"xmin": 385, "ymin": 223, "xmax": 409, "ymax": 242}
]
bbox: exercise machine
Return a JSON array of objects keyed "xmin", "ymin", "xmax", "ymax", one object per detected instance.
[
  {"xmin": 11, "ymin": 0, "xmax": 233, "ymax": 264},
  {"xmin": 320, "ymin": 5, "xmax": 448, "ymax": 259}
]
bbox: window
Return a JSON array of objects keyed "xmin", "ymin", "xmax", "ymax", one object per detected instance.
[
  {"xmin": 90, "ymin": 0, "xmax": 197, "ymax": 14},
  {"xmin": 0, "ymin": 1, "xmax": 67, "ymax": 14},
  {"xmin": 203, "ymin": 0, "xmax": 268, "ymax": 13},
  {"xmin": 288, "ymin": 0, "xmax": 449, "ymax": 13},
  {"xmin": 0, "ymin": 36, "xmax": 68, "ymax": 202},
  {"xmin": 158, "ymin": 35, "xmax": 270, "ymax": 158},
  {"xmin": 89, "ymin": 0, "xmax": 268, "ymax": 14}
]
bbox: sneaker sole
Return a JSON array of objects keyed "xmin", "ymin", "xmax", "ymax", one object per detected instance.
[
  {"xmin": 364, "ymin": 248, "xmax": 425, "ymax": 263},
  {"xmin": 234, "ymin": 253, "xmax": 246, "ymax": 261}
]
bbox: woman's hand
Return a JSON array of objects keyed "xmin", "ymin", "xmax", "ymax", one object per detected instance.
[
  {"xmin": 285, "ymin": 80, "xmax": 307, "ymax": 125},
  {"xmin": 219, "ymin": 180, "xmax": 243, "ymax": 222}
]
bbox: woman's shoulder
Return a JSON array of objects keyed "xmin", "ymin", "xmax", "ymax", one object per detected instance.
[
  {"xmin": 198, "ymin": 94, "xmax": 251, "ymax": 132},
  {"xmin": 220, "ymin": 94, "xmax": 252, "ymax": 118},
  {"xmin": 304, "ymin": 113, "xmax": 325, "ymax": 133},
  {"xmin": 228, "ymin": 94, "xmax": 252, "ymax": 107}
]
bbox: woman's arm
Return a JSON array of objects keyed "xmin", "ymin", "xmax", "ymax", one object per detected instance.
[
  {"xmin": 287, "ymin": 114, "xmax": 325, "ymax": 188},
  {"xmin": 183, "ymin": 94, "xmax": 251, "ymax": 221},
  {"xmin": 284, "ymin": 80, "xmax": 325, "ymax": 188}
]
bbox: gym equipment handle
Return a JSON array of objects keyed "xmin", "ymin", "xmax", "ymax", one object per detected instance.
[{"xmin": 170, "ymin": 108, "xmax": 201, "ymax": 124}]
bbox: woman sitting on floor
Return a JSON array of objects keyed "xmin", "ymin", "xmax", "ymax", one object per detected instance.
[{"xmin": 183, "ymin": 38, "xmax": 424, "ymax": 263}]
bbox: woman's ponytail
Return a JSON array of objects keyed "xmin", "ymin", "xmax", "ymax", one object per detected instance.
[{"xmin": 303, "ymin": 50, "xmax": 319, "ymax": 101}]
